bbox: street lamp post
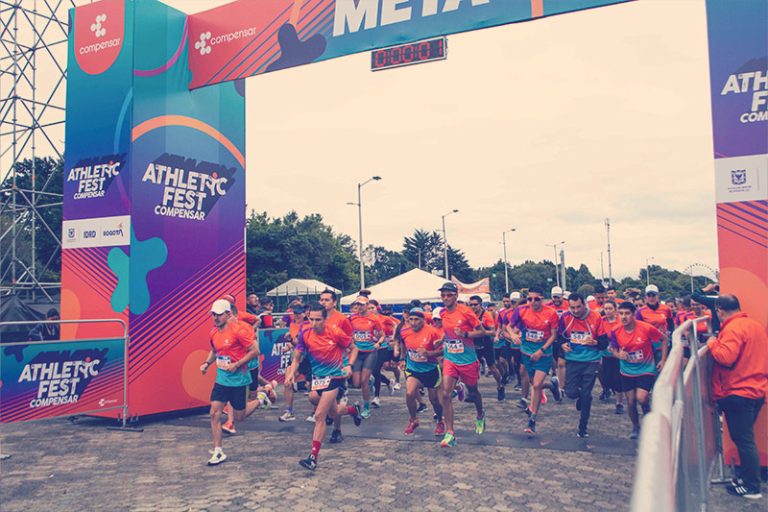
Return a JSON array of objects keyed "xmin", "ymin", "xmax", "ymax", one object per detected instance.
[
  {"xmin": 546, "ymin": 241, "xmax": 565, "ymax": 288},
  {"xmin": 646, "ymin": 256, "xmax": 655, "ymax": 287},
  {"xmin": 502, "ymin": 228, "xmax": 516, "ymax": 293},
  {"xmin": 347, "ymin": 176, "xmax": 381, "ymax": 290},
  {"xmin": 441, "ymin": 209, "xmax": 459, "ymax": 279}
]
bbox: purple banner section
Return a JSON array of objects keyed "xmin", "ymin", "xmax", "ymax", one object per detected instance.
[
  {"xmin": 0, "ymin": 338, "xmax": 125, "ymax": 423},
  {"xmin": 258, "ymin": 328, "xmax": 292, "ymax": 384}
]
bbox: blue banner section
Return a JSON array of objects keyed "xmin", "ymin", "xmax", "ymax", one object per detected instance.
[
  {"xmin": 1, "ymin": 338, "xmax": 125, "ymax": 423},
  {"xmin": 258, "ymin": 328, "xmax": 293, "ymax": 384}
]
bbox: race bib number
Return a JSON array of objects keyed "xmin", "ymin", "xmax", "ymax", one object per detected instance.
[
  {"xmin": 627, "ymin": 349, "xmax": 644, "ymax": 363},
  {"xmin": 216, "ymin": 355, "xmax": 232, "ymax": 370},
  {"xmin": 353, "ymin": 331, "xmax": 371, "ymax": 342},
  {"xmin": 570, "ymin": 331, "xmax": 595, "ymax": 345},
  {"xmin": 408, "ymin": 349, "xmax": 428, "ymax": 362},
  {"xmin": 526, "ymin": 330, "xmax": 544, "ymax": 342},
  {"xmin": 445, "ymin": 340, "xmax": 465, "ymax": 354},
  {"xmin": 311, "ymin": 376, "xmax": 331, "ymax": 391}
]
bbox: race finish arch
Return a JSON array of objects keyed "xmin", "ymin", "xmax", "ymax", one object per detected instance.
[{"xmin": 61, "ymin": 0, "xmax": 765, "ymax": 438}]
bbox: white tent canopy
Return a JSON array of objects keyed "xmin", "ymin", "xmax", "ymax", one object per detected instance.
[
  {"xmin": 340, "ymin": 268, "xmax": 491, "ymax": 306},
  {"xmin": 266, "ymin": 279, "xmax": 340, "ymax": 297}
]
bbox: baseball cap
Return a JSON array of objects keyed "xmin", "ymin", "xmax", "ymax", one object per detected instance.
[
  {"xmin": 432, "ymin": 306, "xmax": 444, "ymax": 319},
  {"xmin": 510, "ymin": 291, "xmax": 522, "ymax": 300},
  {"xmin": 221, "ymin": 294, "xmax": 236, "ymax": 304},
  {"xmin": 409, "ymin": 307, "xmax": 425, "ymax": 318},
  {"xmin": 550, "ymin": 286, "xmax": 564, "ymax": 297},
  {"xmin": 438, "ymin": 282, "xmax": 458, "ymax": 293},
  {"xmin": 645, "ymin": 284, "xmax": 659, "ymax": 294},
  {"xmin": 210, "ymin": 299, "xmax": 232, "ymax": 315}
]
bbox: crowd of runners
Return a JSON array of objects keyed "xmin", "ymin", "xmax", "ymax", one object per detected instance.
[{"xmin": 200, "ymin": 283, "xmax": 714, "ymax": 471}]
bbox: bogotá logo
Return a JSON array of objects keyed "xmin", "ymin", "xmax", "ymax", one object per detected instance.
[
  {"xmin": 195, "ymin": 32, "xmax": 212, "ymax": 56},
  {"xmin": 90, "ymin": 14, "xmax": 107, "ymax": 38}
]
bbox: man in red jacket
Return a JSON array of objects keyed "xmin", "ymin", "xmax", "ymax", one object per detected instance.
[{"xmin": 707, "ymin": 294, "xmax": 768, "ymax": 500}]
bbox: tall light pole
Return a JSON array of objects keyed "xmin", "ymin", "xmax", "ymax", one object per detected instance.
[
  {"xmin": 605, "ymin": 218, "xmax": 613, "ymax": 286},
  {"xmin": 347, "ymin": 176, "xmax": 381, "ymax": 290},
  {"xmin": 546, "ymin": 241, "xmax": 565, "ymax": 288},
  {"xmin": 441, "ymin": 209, "xmax": 459, "ymax": 279},
  {"xmin": 560, "ymin": 244, "xmax": 567, "ymax": 291},
  {"xmin": 502, "ymin": 228, "xmax": 516, "ymax": 293},
  {"xmin": 646, "ymin": 256, "xmax": 655, "ymax": 287}
]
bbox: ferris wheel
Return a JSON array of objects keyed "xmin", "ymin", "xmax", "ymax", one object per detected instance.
[{"xmin": 682, "ymin": 263, "xmax": 719, "ymax": 292}]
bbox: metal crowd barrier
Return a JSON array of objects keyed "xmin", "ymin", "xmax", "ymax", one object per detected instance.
[
  {"xmin": 631, "ymin": 318, "xmax": 728, "ymax": 512},
  {"xmin": 0, "ymin": 319, "xmax": 133, "ymax": 429}
]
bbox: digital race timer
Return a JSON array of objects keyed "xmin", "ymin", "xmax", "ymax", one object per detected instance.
[{"xmin": 371, "ymin": 37, "xmax": 447, "ymax": 71}]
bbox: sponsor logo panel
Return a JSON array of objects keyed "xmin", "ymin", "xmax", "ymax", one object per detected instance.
[
  {"xmin": 62, "ymin": 215, "xmax": 131, "ymax": 249},
  {"xmin": 715, "ymin": 154, "xmax": 768, "ymax": 204}
]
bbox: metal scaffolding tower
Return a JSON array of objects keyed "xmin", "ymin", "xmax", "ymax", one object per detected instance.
[{"xmin": 1, "ymin": 0, "xmax": 74, "ymax": 301}]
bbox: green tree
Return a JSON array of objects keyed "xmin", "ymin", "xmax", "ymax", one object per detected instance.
[
  {"xmin": 245, "ymin": 211, "xmax": 357, "ymax": 294},
  {"xmin": 365, "ymin": 244, "xmax": 414, "ymax": 285},
  {"xmin": 403, "ymin": 229, "xmax": 443, "ymax": 271},
  {"xmin": 0, "ymin": 157, "xmax": 63, "ymax": 284},
  {"xmin": 447, "ymin": 245, "xmax": 474, "ymax": 282}
]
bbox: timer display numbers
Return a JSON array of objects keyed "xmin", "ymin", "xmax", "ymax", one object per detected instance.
[{"xmin": 371, "ymin": 37, "xmax": 447, "ymax": 71}]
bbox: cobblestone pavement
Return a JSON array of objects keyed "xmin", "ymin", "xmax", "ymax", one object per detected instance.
[{"xmin": 1, "ymin": 376, "xmax": 765, "ymax": 511}]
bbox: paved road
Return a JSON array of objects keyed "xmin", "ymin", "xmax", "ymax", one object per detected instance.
[{"xmin": 1, "ymin": 375, "xmax": 764, "ymax": 511}]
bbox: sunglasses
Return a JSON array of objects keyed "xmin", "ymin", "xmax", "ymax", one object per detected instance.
[
  {"xmin": 440, "ymin": 292, "xmax": 457, "ymax": 297},
  {"xmin": 470, "ymin": 303, "xmax": 481, "ymax": 307},
  {"xmin": 646, "ymin": 293, "xmax": 658, "ymax": 297},
  {"xmin": 528, "ymin": 297, "xmax": 542, "ymax": 302}
]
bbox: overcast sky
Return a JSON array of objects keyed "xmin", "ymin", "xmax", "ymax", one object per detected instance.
[{"xmin": 139, "ymin": 0, "xmax": 719, "ymax": 280}]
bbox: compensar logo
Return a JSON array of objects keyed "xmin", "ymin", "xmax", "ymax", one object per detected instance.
[
  {"xmin": 195, "ymin": 32, "xmax": 212, "ymax": 56},
  {"xmin": 74, "ymin": 0, "xmax": 124, "ymax": 75},
  {"xmin": 192, "ymin": 26, "xmax": 259, "ymax": 57},
  {"xmin": 90, "ymin": 13, "xmax": 107, "ymax": 38}
]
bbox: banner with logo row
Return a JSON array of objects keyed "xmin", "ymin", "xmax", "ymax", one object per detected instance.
[
  {"xmin": 704, "ymin": 0, "xmax": 767, "ymax": 467},
  {"xmin": 62, "ymin": 0, "xmax": 246, "ymax": 418},
  {"xmin": 186, "ymin": 0, "xmax": 630, "ymax": 89},
  {"xmin": 0, "ymin": 338, "xmax": 126, "ymax": 423}
]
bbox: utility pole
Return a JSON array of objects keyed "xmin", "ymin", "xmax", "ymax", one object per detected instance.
[
  {"xmin": 605, "ymin": 218, "xmax": 613, "ymax": 286},
  {"xmin": 560, "ymin": 247, "xmax": 567, "ymax": 291}
]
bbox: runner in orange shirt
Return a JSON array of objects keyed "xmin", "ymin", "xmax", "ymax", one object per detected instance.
[
  {"xmin": 635, "ymin": 284, "xmax": 674, "ymax": 365},
  {"xmin": 200, "ymin": 300, "xmax": 260, "ymax": 465},
  {"xmin": 349, "ymin": 296, "xmax": 384, "ymax": 418},
  {"xmin": 546, "ymin": 286, "xmax": 569, "ymax": 401}
]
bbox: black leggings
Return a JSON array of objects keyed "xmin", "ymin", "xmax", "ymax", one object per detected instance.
[
  {"xmin": 508, "ymin": 349, "xmax": 522, "ymax": 384},
  {"xmin": 373, "ymin": 349, "xmax": 394, "ymax": 397}
]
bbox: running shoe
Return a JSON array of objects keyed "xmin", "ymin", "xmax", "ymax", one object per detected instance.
[
  {"xmin": 221, "ymin": 422, "xmax": 236, "ymax": 435},
  {"xmin": 306, "ymin": 413, "xmax": 316, "ymax": 423},
  {"xmin": 629, "ymin": 427, "xmax": 640, "ymax": 440},
  {"xmin": 475, "ymin": 417, "xmax": 486, "ymax": 435},
  {"xmin": 513, "ymin": 383, "xmax": 522, "ymax": 391},
  {"xmin": 330, "ymin": 429, "xmax": 344, "ymax": 444},
  {"xmin": 352, "ymin": 402, "xmax": 363, "ymax": 426},
  {"xmin": 393, "ymin": 382, "xmax": 401, "ymax": 391},
  {"xmin": 497, "ymin": 386, "xmax": 505, "ymax": 401},
  {"xmin": 551, "ymin": 377, "xmax": 562, "ymax": 402},
  {"xmin": 403, "ymin": 419, "xmax": 419, "ymax": 435},
  {"xmin": 524, "ymin": 418, "xmax": 536, "ymax": 435},
  {"xmin": 440, "ymin": 431, "xmax": 456, "ymax": 448},
  {"xmin": 278, "ymin": 411, "xmax": 296, "ymax": 422},
  {"xmin": 360, "ymin": 407, "xmax": 371, "ymax": 420},
  {"xmin": 518, "ymin": 398, "xmax": 528, "ymax": 411},
  {"xmin": 434, "ymin": 421, "xmax": 446, "ymax": 436},
  {"xmin": 299, "ymin": 455, "xmax": 317, "ymax": 471},
  {"xmin": 456, "ymin": 383, "xmax": 466, "ymax": 402},
  {"xmin": 416, "ymin": 402, "xmax": 428, "ymax": 414},
  {"xmin": 371, "ymin": 397, "xmax": 381, "ymax": 409},
  {"xmin": 577, "ymin": 429, "xmax": 589, "ymax": 439},
  {"xmin": 615, "ymin": 403, "xmax": 625, "ymax": 415},
  {"xmin": 207, "ymin": 450, "xmax": 227, "ymax": 466},
  {"xmin": 725, "ymin": 482, "xmax": 762, "ymax": 500}
]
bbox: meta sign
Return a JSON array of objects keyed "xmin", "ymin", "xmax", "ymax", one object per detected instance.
[{"xmin": 371, "ymin": 37, "xmax": 446, "ymax": 71}]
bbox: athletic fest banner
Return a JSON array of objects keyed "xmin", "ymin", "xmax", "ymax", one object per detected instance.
[
  {"xmin": 187, "ymin": 0, "xmax": 631, "ymax": 89},
  {"xmin": 63, "ymin": 0, "xmax": 246, "ymax": 417},
  {"xmin": 0, "ymin": 339, "xmax": 125, "ymax": 423},
  {"xmin": 705, "ymin": 0, "xmax": 768, "ymax": 467},
  {"xmin": 258, "ymin": 328, "xmax": 293, "ymax": 385}
]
